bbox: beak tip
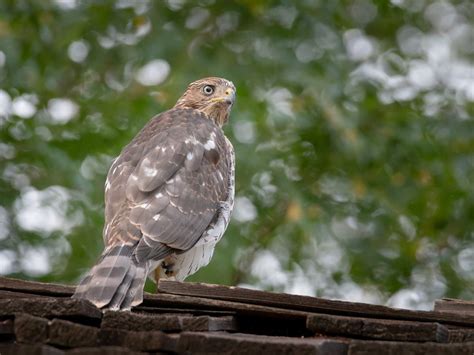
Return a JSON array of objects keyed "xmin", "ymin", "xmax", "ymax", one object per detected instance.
[{"xmin": 226, "ymin": 91, "xmax": 236, "ymax": 105}]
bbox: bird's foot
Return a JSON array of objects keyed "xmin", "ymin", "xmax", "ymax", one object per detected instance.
[{"xmin": 161, "ymin": 257, "xmax": 177, "ymax": 278}]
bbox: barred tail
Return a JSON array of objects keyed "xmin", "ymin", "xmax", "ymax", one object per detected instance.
[{"xmin": 72, "ymin": 245, "xmax": 146, "ymax": 310}]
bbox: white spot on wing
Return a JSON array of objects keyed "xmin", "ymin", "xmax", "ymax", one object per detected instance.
[
  {"xmin": 185, "ymin": 137, "xmax": 199, "ymax": 145},
  {"xmin": 187, "ymin": 152, "xmax": 194, "ymax": 160},
  {"xmin": 153, "ymin": 214, "xmax": 160, "ymax": 221},
  {"xmin": 155, "ymin": 192, "xmax": 163, "ymax": 198},
  {"xmin": 204, "ymin": 139, "xmax": 216, "ymax": 150},
  {"xmin": 143, "ymin": 166, "xmax": 157, "ymax": 177}
]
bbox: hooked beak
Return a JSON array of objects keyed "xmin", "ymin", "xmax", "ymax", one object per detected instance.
[
  {"xmin": 211, "ymin": 87, "xmax": 236, "ymax": 106},
  {"xmin": 224, "ymin": 87, "xmax": 236, "ymax": 105}
]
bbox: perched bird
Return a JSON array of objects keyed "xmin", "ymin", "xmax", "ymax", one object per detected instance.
[{"xmin": 73, "ymin": 77, "xmax": 236, "ymax": 310}]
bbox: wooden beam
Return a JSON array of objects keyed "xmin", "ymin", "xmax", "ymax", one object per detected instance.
[
  {"xmin": 348, "ymin": 340, "xmax": 474, "ymax": 354},
  {"xmin": 0, "ymin": 277, "xmax": 74, "ymax": 297},
  {"xmin": 307, "ymin": 313, "xmax": 448, "ymax": 343},
  {"xmin": 143, "ymin": 292, "xmax": 310, "ymax": 320},
  {"xmin": 157, "ymin": 280, "xmax": 474, "ymax": 327},
  {"xmin": 0, "ymin": 298, "xmax": 101, "ymax": 320},
  {"xmin": 102, "ymin": 311, "xmax": 237, "ymax": 332},
  {"xmin": 434, "ymin": 298, "xmax": 474, "ymax": 315},
  {"xmin": 177, "ymin": 332, "xmax": 348, "ymax": 355}
]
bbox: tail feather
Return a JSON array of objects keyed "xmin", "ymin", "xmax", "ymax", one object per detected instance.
[
  {"xmin": 73, "ymin": 244, "xmax": 143, "ymax": 309},
  {"xmin": 73, "ymin": 273, "xmax": 93, "ymax": 299},
  {"xmin": 107, "ymin": 263, "xmax": 137, "ymax": 310},
  {"xmin": 73, "ymin": 253, "xmax": 107, "ymax": 299},
  {"xmin": 121, "ymin": 265, "xmax": 147, "ymax": 310},
  {"xmin": 131, "ymin": 268, "xmax": 147, "ymax": 307}
]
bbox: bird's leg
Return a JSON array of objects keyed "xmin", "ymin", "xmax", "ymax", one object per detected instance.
[
  {"xmin": 161, "ymin": 257, "xmax": 177, "ymax": 278},
  {"xmin": 154, "ymin": 256, "xmax": 178, "ymax": 293},
  {"xmin": 154, "ymin": 266, "xmax": 161, "ymax": 293}
]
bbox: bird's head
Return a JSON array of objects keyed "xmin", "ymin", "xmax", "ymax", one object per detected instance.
[{"xmin": 174, "ymin": 77, "xmax": 236, "ymax": 127}]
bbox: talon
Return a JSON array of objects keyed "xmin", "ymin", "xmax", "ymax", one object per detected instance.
[{"xmin": 161, "ymin": 259, "xmax": 176, "ymax": 277}]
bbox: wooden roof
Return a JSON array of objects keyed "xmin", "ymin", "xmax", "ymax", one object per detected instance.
[{"xmin": 0, "ymin": 276, "xmax": 473, "ymax": 354}]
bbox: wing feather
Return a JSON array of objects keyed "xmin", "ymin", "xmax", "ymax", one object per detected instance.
[{"xmin": 103, "ymin": 108, "xmax": 231, "ymax": 266}]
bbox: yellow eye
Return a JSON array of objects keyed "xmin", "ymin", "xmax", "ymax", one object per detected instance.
[{"xmin": 202, "ymin": 85, "xmax": 215, "ymax": 95}]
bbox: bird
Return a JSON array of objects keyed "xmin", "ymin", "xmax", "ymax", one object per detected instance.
[{"xmin": 73, "ymin": 77, "xmax": 236, "ymax": 310}]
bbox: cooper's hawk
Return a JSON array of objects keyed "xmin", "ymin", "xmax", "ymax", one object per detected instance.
[{"xmin": 73, "ymin": 77, "xmax": 236, "ymax": 310}]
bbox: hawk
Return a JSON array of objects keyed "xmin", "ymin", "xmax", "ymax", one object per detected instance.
[{"xmin": 73, "ymin": 77, "xmax": 236, "ymax": 310}]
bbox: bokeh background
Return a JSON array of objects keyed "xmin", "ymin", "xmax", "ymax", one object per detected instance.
[{"xmin": 0, "ymin": 0, "xmax": 473, "ymax": 310}]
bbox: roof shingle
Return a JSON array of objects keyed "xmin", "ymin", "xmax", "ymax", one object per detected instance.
[{"xmin": 0, "ymin": 276, "xmax": 473, "ymax": 354}]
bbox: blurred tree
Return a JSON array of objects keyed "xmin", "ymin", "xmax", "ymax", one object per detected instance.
[{"xmin": 0, "ymin": 0, "xmax": 473, "ymax": 309}]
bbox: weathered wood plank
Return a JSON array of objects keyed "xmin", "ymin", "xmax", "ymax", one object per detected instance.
[
  {"xmin": 133, "ymin": 305, "xmax": 236, "ymax": 317},
  {"xmin": 0, "ymin": 289, "xmax": 52, "ymax": 299},
  {"xmin": 98, "ymin": 328, "xmax": 179, "ymax": 352},
  {"xmin": 0, "ymin": 277, "xmax": 74, "ymax": 297},
  {"xmin": 157, "ymin": 280, "xmax": 474, "ymax": 327},
  {"xmin": 143, "ymin": 292, "xmax": 310, "ymax": 320},
  {"xmin": 307, "ymin": 313, "xmax": 448, "ymax": 343},
  {"xmin": 102, "ymin": 310, "xmax": 237, "ymax": 332},
  {"xmin": 0, "ymin": 298, "xmax": 101, "ymax": 320},
  {"xmin": 13, "ymin": 314, "xmax": 99, "ymax": 348},
  {"xmin": 0, "ymin": 343, "xmax": 64, "ymax": 355},
  {"xmin": 178, "ymin": 332, "xmax": 348, "ymax": 355},
  {"xmin": 348, "ymin": 340, "xmax": 474, "ymax": 355},
  {"xmin": 101, "ymin": 311, "xmax": 185, "ymax": 332},
  {"xmin": 447, "ymin": 327, "xmax": 474, "ymax": 343},
  {"xmin": 67, "ymin": 345, "xmax": 146, "ymax": 355},
  {"xmin": 434, "ymin": 298, "xmax": 474, "ymax": 315},
  {"xmin": 181, "ymin": 315, "xmax": 237, "ymax": 332},
  {"xmin": 48, "ymin": 319, "xmax": 99, "ymax": 348},
  {"xmin": 13, "ymin": 313, "xmax": 49, "ymax": 344},
  {"xmin": 142, "ymin": 293, "xmax": 310, "ymax": 336}
]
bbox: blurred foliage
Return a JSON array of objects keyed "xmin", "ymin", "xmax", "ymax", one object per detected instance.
[{"xmin": 0, "ymin": 0, "xmax": 473, "ymax": 309}]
